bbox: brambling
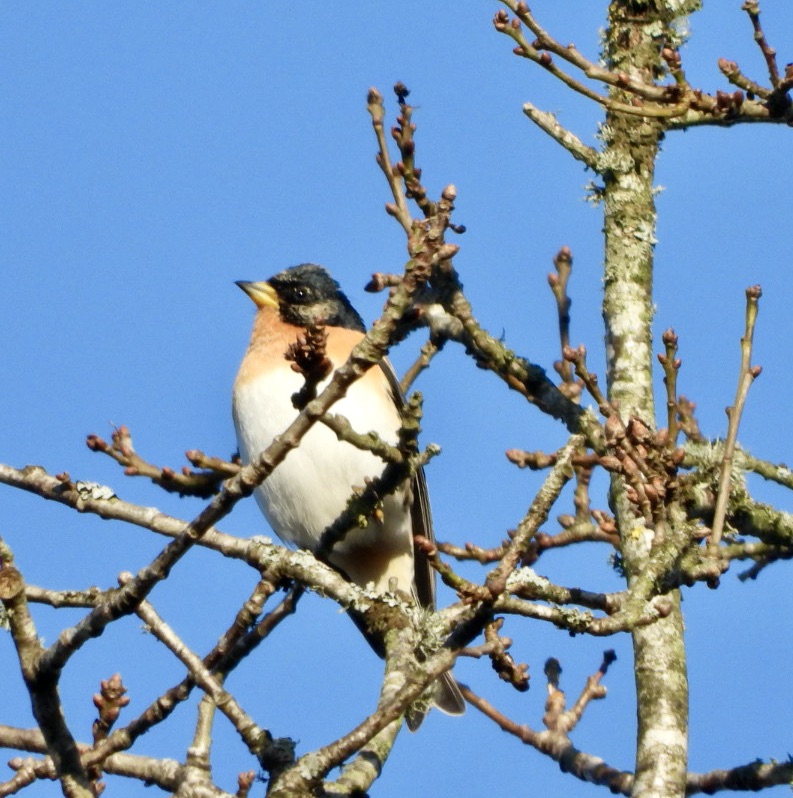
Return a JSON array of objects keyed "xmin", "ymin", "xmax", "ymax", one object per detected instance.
[{"xmin": 233, "ymin": 263, "xmax": 464, "ymax": 728}]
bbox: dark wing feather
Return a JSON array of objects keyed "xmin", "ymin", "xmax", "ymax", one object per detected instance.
[
  {"xmin": 377, "ymin": 359, "xmax": 436, "ymax": 611},
  {"xmin": 336, "ymin": 357, "xmax": 465, "ymax": 724},
  {"xmin": 378, "ymin": 360, "xmax": 465, "ymax": 724}
]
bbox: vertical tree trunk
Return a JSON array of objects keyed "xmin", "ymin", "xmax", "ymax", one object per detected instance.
[{"xmin": 602, "ymin": 3, "xmax": 700, "ymax": 795}]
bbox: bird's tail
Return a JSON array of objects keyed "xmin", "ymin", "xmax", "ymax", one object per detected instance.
[
  {"xmin": 436, "ymin": 671, "xmax": 466, "ymax": 716},
  {"xmin": 406, "ymin": 671, "xmax": 466, "ymax": 732}
]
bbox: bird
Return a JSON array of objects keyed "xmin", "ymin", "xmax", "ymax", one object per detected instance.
[{"xmin": 232, "ymin": 263, "xmax": 464, "ymax": 729}]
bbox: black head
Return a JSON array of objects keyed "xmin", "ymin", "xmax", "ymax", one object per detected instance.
[
  {"xmin": 269, "ymin": 264, "xmax": 365, "ymax": 331},
  {"xmin": 237, "ymin": 264, "xmax": 366, "ymax": 332}
]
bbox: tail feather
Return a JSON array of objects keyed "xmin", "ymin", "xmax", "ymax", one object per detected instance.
[
  {"xmin": 435, "ymin": 672, "xmax": 466, "ymax": 717},
  {"xmin": 406, "ymin": 671, "xmax": 465, "ymax": 731}
]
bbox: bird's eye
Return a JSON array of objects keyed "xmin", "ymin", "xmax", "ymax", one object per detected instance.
[{"xmin": 293, "ymin": 287, "xmax": 309, "ymax": 302}]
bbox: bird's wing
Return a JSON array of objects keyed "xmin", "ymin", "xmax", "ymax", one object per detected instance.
[
  {"xmin": 377, "ymin": 359, "xmax": 436, "ymax": 611},
  {"xmin": 375, "ymin": 360, "xmax": 465, "ymax": 724}
]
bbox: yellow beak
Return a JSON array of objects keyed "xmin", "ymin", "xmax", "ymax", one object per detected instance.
[{"xmin": 235, "ymin": 280, "xmax": 279, "ymax": 310}]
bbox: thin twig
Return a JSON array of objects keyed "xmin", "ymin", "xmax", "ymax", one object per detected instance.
[
  {"xmin": 86, "ymin": 425, "xmax": 235, "ymax": 498},
  {"xmin": 548, "ymin": 246, "xmax": 574, "ymax": 384},
  {"xmin": 718, "ymin": 57, "xmax": 771, "ymax": 100},
  {"xmin": 710, "ymin": 286, "xmax": 762, "ymax": 548},
  {"xmin": 657, "ymin": 328, "xmax": 681, "ymax": 443},
  {"xmin": 367, "ymin": 88, "xmax": 411, "ymax": 234},
  {"xmin": 522, "ymin": 104, "xmax": 599, "ymax": 169},
  {"xmin": 133, "ymin": 590, "xmax": 267, "ymax": 758},
  {"xmin": 494, "ymin": 6, "xmax": 690, "ymax": 119},
  {"xmin": 485, "ymin": 437, "xmax": 581, "ymax": 597},
  {"xmin": 742, "ymin": 1, "xmax": 780, "ymax": 86},
  {"xmin": 459, "ymin": 680, "xmax": 633, "ymax": 795},
  {"xmin": 400, "ymin": 337, "xmax": 442, "ymax": 395}
]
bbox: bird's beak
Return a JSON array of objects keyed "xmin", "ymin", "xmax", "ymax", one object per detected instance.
[{"xmin": 235, "ymin": 280, "xmax": 279, "ymax": 310}]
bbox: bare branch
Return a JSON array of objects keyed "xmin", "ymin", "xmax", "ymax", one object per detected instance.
[
  {"xmin": 522, "ymin": 103, "xmax": 600, "ymax": 170},
  {"xmin": 710, "ymin": 286, "xmax": 763, "ymax": 548},
  {"xmin": 485, "ymin": 437, "xmax": 581, "ymax": 598},
  {"xmin": 86, "ymin": 425, "xmax": 236, "ymax": 498},
  {"xmin": 0, "ymin": 540, "xmax": 93, "ymax": 797},
  {"xmin": 742, "ymin": 1, "xmax": 780, "ymax": 87},
  {"xmin": 367, "ymin": 87, "xmax": 411, "ymax": 233},
  {"xmin": 460, "ymin": 660, "xmax": 633, "ymax": 796},
  {"xmin": 657, "ymin": 328, "xmax": 681, "ymax": 443}
]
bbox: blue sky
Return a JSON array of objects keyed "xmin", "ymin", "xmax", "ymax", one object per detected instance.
[{"xmin": 2, "ymin": 3, "xmax": 793, "ymax": 796}]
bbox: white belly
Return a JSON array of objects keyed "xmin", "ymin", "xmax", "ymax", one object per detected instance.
[{"xmin": 232, "ymin": 368, "xmax": 408, "ymax": 554}]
